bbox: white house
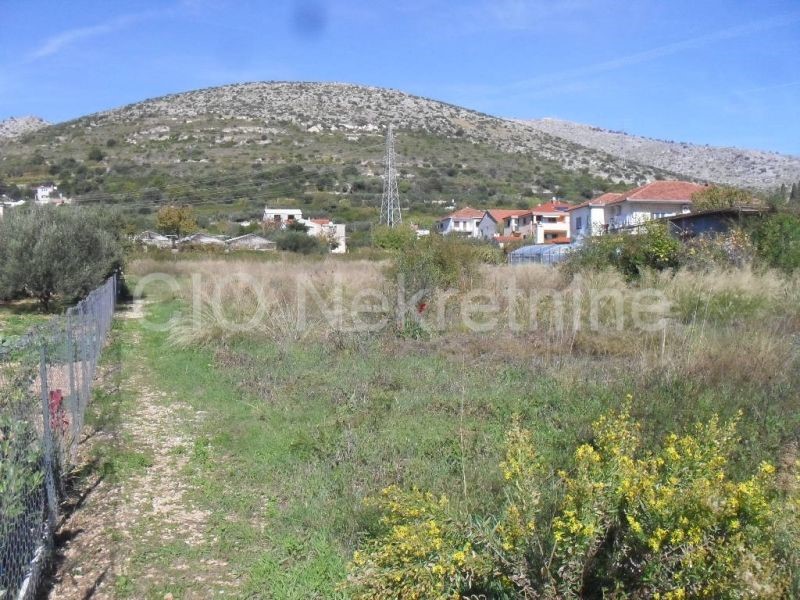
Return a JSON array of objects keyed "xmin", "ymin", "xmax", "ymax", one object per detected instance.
[
  {"xmin": 303, "ymin": 218, "xmax": 347, "ymax": 254},
  {"xmin": 35, "ymin": 184, "xmax": 58, "ymax": 204},
  {"xmin": 526, "ymin": 201, "xmax": 571, "ymax": 244},
  {"xmin": 569, "ymin": 181, "xmax": 705, "ymax": 239},
  {"xmin": 477, "ymin": 209, "xmax": 530, "ymax": 240},
  {"xmin": 436, "ymin": 207, "xmax": 485, "ymax": 237},
  {"xmin": 263, "ymin": 207, "xmax": 303, "ymax": 226}
]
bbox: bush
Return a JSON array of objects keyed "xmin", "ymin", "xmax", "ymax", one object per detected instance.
[
  {"xmin": 750, "ymin": 212, "xmax": 800, "ymax": 272},
  {"xmin": 0, "ymin": 206, "xmax": 123, "ymax": 309},
  {"xmin": 87, "ymin": 146, "xmax": 105, "ymax": 162},
  {"xmin": 274, "ymin": 231, "xmax": 327, "ymax": 254},
  {"xmin": 346, "ymin": 406, "xmax": 800, "ymax": 599},
  {"xmin": 388, "ymin": 235, "xmax": 486, "ymax": 300},
  {"xmin": 678, "ymin": 229, "xmax": 754, "ymax": 271},
  {"xmin": 372, "ymin": 225, "xmax": 417, "ymax": 251},
  {"xmin": 564, "ymin": 222, "xmax": 681, "ymax": 279}
]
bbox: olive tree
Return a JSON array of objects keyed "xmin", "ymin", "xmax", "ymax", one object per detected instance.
[{"xmin": 0, "ymin": 206, "xmax": 123, "ymax": 310}]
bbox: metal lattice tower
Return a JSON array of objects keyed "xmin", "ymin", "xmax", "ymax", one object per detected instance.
[{"xmin": 380, "ymin": 124, "xmax": 402, "ymax": 227}]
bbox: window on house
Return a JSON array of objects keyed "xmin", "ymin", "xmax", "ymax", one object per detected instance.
[{"xmin": 576, "ymin": 216, "xmax": 583, "ymax": 230}]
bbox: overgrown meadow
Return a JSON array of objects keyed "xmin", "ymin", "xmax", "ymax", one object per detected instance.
[{"xmin": 126, "ymin": 243, "xmax": 800, "ymax": 598}]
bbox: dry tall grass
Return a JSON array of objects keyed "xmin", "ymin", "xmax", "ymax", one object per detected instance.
[{"xmin": 129, "ymin": 256, "xmax": 800, "ymax": 390}]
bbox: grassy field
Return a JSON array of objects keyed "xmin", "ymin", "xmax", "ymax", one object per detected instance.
[
  {"xmin": 67, "ymin": 255, "xmax": 798, "ymax": 598},
  {"xmin": 0, "ymin": 300, "xmax": 50, "ymax": 338}
]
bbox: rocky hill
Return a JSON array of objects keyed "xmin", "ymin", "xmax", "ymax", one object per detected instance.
[
  {"xmin": 0, "ymin": 82, "xmax": 794, "ymax": 230},
  {"xmin": 524, "ymin": 118, "xmax": 800, "ymax": 190},
  {"xmin": 80, "ymin": 82, "xmax": 665, "ymax": 183},
  {"xmin": 0, "ymin": 116, "xmax": 49, "ymax": 139}
]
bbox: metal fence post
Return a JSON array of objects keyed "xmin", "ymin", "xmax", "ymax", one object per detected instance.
[{"xmin": 39, "ymin": 345, "xmax": 59, "ymax": 531}]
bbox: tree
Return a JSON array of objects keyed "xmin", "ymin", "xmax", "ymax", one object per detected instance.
[
  {"xmin": 155, "ymin": 205, "xmax": 198, "ymax": 237},
  {"xmin": 691, "ymin": 186, "xmax": 753, "ymax": 211},
  {"xmin": 0, "ymin": 206, "xmax": 122, "ymax": 309}
]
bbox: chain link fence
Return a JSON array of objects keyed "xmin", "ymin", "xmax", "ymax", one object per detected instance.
[{"xmin": 0, "ymin": 276, "xmax": 116, "ymax": 600}]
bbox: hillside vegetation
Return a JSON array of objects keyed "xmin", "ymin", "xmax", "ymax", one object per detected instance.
[{"xmin": 1, "ymin": 83, "xmax": 681, "ymax": 228}]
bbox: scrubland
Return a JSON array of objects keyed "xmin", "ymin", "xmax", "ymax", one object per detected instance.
[{"xmin": 123, "ymin": 252, "xmax": 800, "ymax": 598}]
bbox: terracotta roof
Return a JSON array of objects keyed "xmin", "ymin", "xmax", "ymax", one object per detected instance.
[
  {"xmin": 612, "ymin": 180, "xmax": 707, "ymax": 203},
  {"xmin": 483, "ymin": 208, "xmax": 530, "ymax": 222},
  {"xmin": 310, "ymin": 218, "xmax": 331, "ymax": 225},
  {"xmin": 531, "ymin": 201, "xmax": 570, "ymax": 214},
  {"xmin": 495, "ymin": 234, "xmax": 526, "ymax": 243},
  {"xmin": 442, "ymin": 206, "xmax": 485, "ymax": 220},
  {"xmin": 568, "ymin": 192, "xmax": 623, "ymax": 211}
]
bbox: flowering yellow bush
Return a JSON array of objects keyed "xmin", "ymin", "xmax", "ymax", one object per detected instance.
[
  {"xmin": 344, "ymin": 486, "xmax": 508, "ymax": 599},
  {"xmin": 345, "ymin": 404, "xmax": 800, "ymax": 598}
]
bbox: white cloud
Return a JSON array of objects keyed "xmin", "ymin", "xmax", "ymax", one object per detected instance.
[{"xmin": 27, "ymin": 10, "xmax": 165, "ymax": 61}]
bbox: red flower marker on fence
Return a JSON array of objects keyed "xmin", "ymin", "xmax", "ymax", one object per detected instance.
[{"xmin": 48, "ymin": 389, "xmax": 70, "ymax": 434}]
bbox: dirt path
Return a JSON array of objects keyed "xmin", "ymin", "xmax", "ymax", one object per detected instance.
[{"xmin": 46, "ymin": 300, "xmax": 233, "ymax": 599}]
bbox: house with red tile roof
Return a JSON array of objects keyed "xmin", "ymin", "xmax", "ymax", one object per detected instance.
[
  {"xmin": 436, "ymin": 206, "xmax": 486, "ymax": 237},
  {"xmin": 477, "ymin": 208, "xmax": 531, "ymax": 240},
  {"xmin": 569, "ymin": 181, "xmax": 707, "ymax": 239},
  {"xmin": 487, "ymin": 201, "xmax": 571, "ymax": 244}
]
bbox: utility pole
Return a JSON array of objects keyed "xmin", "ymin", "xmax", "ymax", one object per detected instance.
[{"xmin": 380, "ymin": 124, "xmax": 402, "ymax": 227}]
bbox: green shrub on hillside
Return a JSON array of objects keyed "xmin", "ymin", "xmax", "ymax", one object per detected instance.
[{"xmin": 346, "ymin": 406, "xmax": 800, "ymax": 599}]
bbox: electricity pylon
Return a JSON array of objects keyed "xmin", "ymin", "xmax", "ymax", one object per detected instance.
[{"xmin": 380, "ymin": 124, "xmax": 402, "ymax": 227}]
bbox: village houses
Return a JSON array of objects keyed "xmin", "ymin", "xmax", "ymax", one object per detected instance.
[{"xmin": 441, "ymin": 202, "xmax": 571, "ymax": 245}]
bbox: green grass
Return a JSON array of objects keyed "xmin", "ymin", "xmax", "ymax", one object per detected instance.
[
  {"xmin": 120, "ymin": 292, "xmax": 800, "ymax": 598},
  {"xmin": 0, "ymin": 304, "xmax": 50, "ymax": 338}
]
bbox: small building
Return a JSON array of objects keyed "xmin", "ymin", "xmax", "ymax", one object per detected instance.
[
  {"xmin": 134, "ymin": 230, "xmax": 172, "ymax": 248},
  {"xmin": 436, "ymin": 207, "xmax": 485, "ymax": 237},
  {"xmin": 177, "ymin": 232, "xmax": 226, "ymax": 247},
  {"xmin": 263, "ymin": 207, "xmax": 303, "ymax": 226},
  {"xmin": 35, "ymin": 184, "xmax": 58, "ymax": 204},
  {"xmin": 665, "ymin": 207, "xmax": 765, "ymax": 238},
  {"xmin": 226, "ymin": 233, "xmax": 276, "ymax": 251},
  {"xmin": 303, "ymin": 218, "xmax": 347, "ymax": 254}
]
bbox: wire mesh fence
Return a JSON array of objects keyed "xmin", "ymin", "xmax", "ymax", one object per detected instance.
[{"xmin": 0, "ymin": 276, "xmax": 116, "ymax": 600}]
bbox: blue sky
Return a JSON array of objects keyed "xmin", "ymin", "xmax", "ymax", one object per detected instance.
[{"xmin": 1, "ymin": 0, "xmax": 799, "ymax": 154}]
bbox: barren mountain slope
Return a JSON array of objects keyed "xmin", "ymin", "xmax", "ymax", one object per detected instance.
[
  {"xmin": 524, "ymin": 118, "xmax": 800, "ymax": 189},
  {"xmin": 0, "ymin": 116, "xmax": 49, "ymax": 139}
]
